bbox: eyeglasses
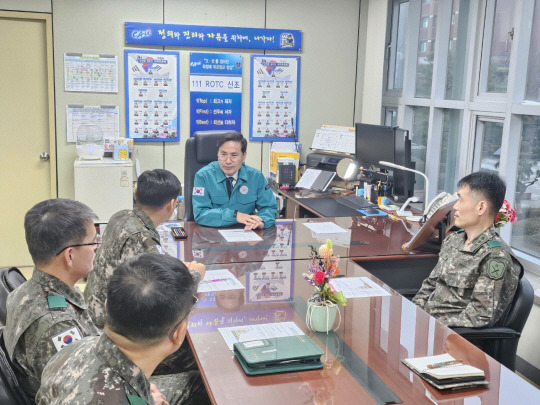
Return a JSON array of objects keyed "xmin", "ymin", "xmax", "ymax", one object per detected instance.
[
  {"xmin": 55, "ymin": 234, "xmax": 102, "ymax": 256},
  {"xmin": 168, "ymin": 295, "xmax": 199, "ymax": 338},
  {"xmin": 218, "ymin": 152, "xmax": 242, "ymax": 162}
]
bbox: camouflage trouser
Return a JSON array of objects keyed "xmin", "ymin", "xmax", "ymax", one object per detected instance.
[
  {"xmin": 153, "ymin": 338, "xmax": 197, "ymax": 375},
  {"xmin": 150, "ymin": 370, "xmax": 210, "ymax": 405}
]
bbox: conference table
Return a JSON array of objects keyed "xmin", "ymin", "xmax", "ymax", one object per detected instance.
[
  {"xmin": 186, "ymin": 258, "xmax": 540, "ymax": 404},
  {"xmin": 158, "ymin": 217, "xmax": 439, "ymax": 292}
]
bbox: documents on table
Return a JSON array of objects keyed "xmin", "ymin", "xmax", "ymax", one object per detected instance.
[
  {"xmin": 329, "ymin": 277, "xmax": 391, "ymax": 298},
  {"xmin": 302, "ymin": 222, "xmax": 348, "ymax": 234},
  {"xmin": 295, "ymin": 168, "xmax": 335, "ymax": 192},
  {"xmin": 197, "ymin": 269, "xmax": 244, "ymax": 293},
  {"xmin": 218, "ymin": 229, "xmax": 263, "ymax": 242},
  {"xmin": 218, "ymin": 321, "xmax": 304, "ymax": 350},
  {"xmin": 402, "ymin": 353, "xmax": 488, "ymax": 390}
]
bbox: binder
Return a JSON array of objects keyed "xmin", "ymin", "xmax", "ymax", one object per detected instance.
[{"xmin": 233, "ymin": 335, "xmax": 324, "ymax": 375}]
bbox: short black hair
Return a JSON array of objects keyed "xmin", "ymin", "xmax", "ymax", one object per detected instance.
[
  {"xmin": 136, "ymin": 169, "xmax": 181, "ymax": 208},
  {"xmin": 106, "ymin": 253, "xmax": 195, "ymax": 344},
  {"xmin": 457, "ymin": 171, "xmax": 506, "ymax": 219},
  {"xmin": 216, "ymin": 131, "xmax": 247, "ymax": 153},
  {"xmin": 24, "ymin": 199, "xmax": 97, "ymax": 266}
]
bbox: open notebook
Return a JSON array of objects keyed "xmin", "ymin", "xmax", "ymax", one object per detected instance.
[{"xmin": 402, "ymin": 353, "xmax": 488, "ymax": 390}]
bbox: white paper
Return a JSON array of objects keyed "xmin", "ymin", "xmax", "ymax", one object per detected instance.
[
  {"xmin": 302, "ymin": 222, "xmax": 347, "ymax": 234},
  {"xmin": 403, "ymin": 353, "xmax": 484, "ymax": 378},
  {"xmin": 218, "ymin": 321, "xmax": 304, "ymax": 350},
  {"xmin": 218, "ymin": 229, "xmax": 263, "ymax": 242},
  {"xmin": 295, "ymin": 168, "xmax": 322, "ymax": 189},
  {"xmin": 311, "ymin": 127, "xmax": 355, "ymax": 154},
  {"xmin": 66, "ymin": 105, "xmax": 120, "ymax": 143},
  {"xmin": 197, "ymin": 269, "xmax": 245, "ymax": 293},
  {"xmin": 329, "ymin": 277, "xmax": 391, "ymax": 298}
]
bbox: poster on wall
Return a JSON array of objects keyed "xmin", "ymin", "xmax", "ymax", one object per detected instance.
[
  {"xmin": 190, "ymin": 52, "xmax": 242, "ymax": 136},
  {"xmin": 64, "ymin": 53, "xmax": 118, "ymax": 93},
  {"xmin": 249, "ymin": 55, "xmax": 300, "ymax": 142},
  {"xmin": 124, "ymin": 50, "xmax": 180, "ymax": 141}
]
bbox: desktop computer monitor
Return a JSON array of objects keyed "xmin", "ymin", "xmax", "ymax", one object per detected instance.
[
  {"xmin": 354, "ymin": 123, "xmax": 395, "ymax": 168},
  {"xmin": 392, "ymin": 128, "xmax": 414, "ymax": 201}
]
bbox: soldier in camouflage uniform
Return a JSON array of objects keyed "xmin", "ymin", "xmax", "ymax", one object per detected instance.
[
  {"xmin": 413, "ymin": 172, "xmax": 523, "ymax": 328},
  {"xmin": 85, "ymin": 169, "xmax": 204, "ymax": 329},
  {"xmin": 37, "ymin": 253, "xmax": 210, "ymax": 405},
  {"xmin": 4, "ymin": 199, "xmax": 101, "ymax": 400}
]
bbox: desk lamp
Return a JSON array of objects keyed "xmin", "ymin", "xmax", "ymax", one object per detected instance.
[{"xmin": 379, "ymin": 160, "xmax": 429, "ymax": 213}]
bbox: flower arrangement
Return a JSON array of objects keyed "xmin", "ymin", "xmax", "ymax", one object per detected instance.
[
  {"xmin": 303, "ymin": 240, "xmax": 347, "ymax": 307},
  {"xmin": 495, "ymin": 199, "xmax": 517, "ymax": 228}
]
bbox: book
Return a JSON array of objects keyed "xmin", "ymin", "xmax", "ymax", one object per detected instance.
[
  {"xmin": 402, "ymin": 353, "xmax": 488, "ymax": 390},
  {"xmin": 233, "ymin": 335, "xmax": 324, "ymax": 376}
]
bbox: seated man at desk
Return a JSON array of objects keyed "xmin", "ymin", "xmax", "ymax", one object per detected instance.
[
  {"xmin": 193, "ymin": 132, "xmax": 277, "ymax": 229},
  {"xmin": 413, "ymin": 172, "xmax": 523, "ymax": 328}
]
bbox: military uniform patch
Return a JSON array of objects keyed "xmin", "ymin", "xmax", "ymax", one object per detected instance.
[
  {"xmin": 155, "ymin": 244, "xmax": 165, "ymax": 255},
  {"xmin": 192, "ymin": 249, "xmax": 204, "ymax": 259},
  {"xmin": 127, "ymin": 394, "xmax": 148, "ymax": 405},
  {"xmin": 51, "ymin": 327, "xmax": 82, "ymax": 352},
  {"xmin": 487, "ymin": 259, "xmax": 506, "ymax": 280}
]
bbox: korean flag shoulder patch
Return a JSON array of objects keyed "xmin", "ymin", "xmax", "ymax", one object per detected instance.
[
  {"xmin": 193, "ymin": 187, "xmax": 205, "ymax": 197},
  {"xmin": 51, "ymin": 326, "xmax": 82, "ymax": 352}
]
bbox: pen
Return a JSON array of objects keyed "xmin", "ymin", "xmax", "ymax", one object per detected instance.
[{"xmin": 427, "ymin": 359, "xmax": 463, "ymax": 369}]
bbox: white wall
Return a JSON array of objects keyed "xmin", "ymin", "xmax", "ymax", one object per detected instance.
[{"xmin": 1, "ymin": 0, "xmax": 365, "ymax": 197}]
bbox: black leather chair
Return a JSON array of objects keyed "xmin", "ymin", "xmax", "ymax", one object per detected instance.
[
  {"xmin": 0, "ymin": 267, "xmax": 27, "ymax": 326},
  {"xmin": 0, "ymin": 327, "xmax": 31, "ymax": 404},
  {"xmin": 452, "ymin": 277, "xmax": 534, "ymax": 371},
  {"xmin": 184, "ymin": 130, "xmax": 240, "ymax": 221}
]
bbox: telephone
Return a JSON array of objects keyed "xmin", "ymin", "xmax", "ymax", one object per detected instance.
[{"xmin": 423, "ymin": 192, "xmax": 457, "ymax": 219}]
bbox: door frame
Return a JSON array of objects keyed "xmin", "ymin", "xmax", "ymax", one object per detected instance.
[{"xmin": 0, "ymin": 10, "xmax": 56, "ymax": 196}]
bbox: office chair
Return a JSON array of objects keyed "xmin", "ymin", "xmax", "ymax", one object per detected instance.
[
  {"xmin": 0, "ymin": 327, "xmax": 31, "ymax": 404},
  {"xmin": 184, "ymin": 130, "xmax": 240, "ymax": 221},
  {"xmin": 0, "ymin": 267, "xmax": 26, "ymax": 326},
  {"xmin": 452, "ymin": 277, "xmax": 534, "ymax": 372}
]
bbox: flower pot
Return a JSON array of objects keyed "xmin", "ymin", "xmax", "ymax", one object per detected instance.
[{"xmin": 306, "ymin": 299, "xmax": 338, "ymax": 333}]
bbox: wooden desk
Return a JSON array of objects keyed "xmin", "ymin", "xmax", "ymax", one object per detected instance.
[
  {"xmin": 187, "ymin": 259, "xmax": 540, "ymax": 404},
  {"xmin": 159, "ymin": 218, "xmax": 437, "ymax": 291}
]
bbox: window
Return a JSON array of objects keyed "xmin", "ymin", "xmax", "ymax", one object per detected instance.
[
  {"xmin": 415, "ymin": 0, "xmax": 439, "ymax": 98},
  {"xmin": 422, "ymin": 16, "xmax": 429, "ymax": 27},
  {"xmin": 511, "ymin": 116, "xmax": 540, "ymax": 258},
  {"xmin": 412, "ymin": 107, "xmax": 430, "ymax": 199},
  {"xmin": 473, "ymin": 118, "xmax": 503, "ymax": 175},
  {"xmin": 484, "ymin": 0, "xmax": 515, "ymax": 93},
  {"xmin": 446, "ymin": 0, "xmax": 470, "ymax": 100},
  {"xmin": 381, "ymin": 0, "xmax": 540, "ymax": 273},
  {"xmin": 525, "ymin": 1, "xmax": 540, "ymax": 101},
  {"xmin": 387, "ymin": 0, "xmax": 409, "ymax": 91},
  {"xmin": 438, "ymin": 109, "xmax": 463, "ymax": 193}
]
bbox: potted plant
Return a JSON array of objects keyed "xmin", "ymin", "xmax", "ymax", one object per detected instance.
[{"xmin": 303, "ymin": 240, "xmax": 347, "ymax": 333}]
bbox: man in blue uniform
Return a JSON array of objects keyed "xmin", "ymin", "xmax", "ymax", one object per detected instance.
[{"xmin": 193, "ymin": 132, "xmax": 277, "ymax": 229}]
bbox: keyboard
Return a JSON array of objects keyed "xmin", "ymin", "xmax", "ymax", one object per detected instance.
[{"xmin": 335, "ymin": 196, "xmax": 376, "ymax": 210}]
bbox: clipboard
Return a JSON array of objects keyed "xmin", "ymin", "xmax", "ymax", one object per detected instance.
[{"xmin": 401, "ymin": 196, "xmax": 458, "ymax": 252}]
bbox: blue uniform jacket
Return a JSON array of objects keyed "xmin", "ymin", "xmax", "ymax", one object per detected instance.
[{"xmin": 193, "ymin": 161, "xmax": 277, "ymax": 228}]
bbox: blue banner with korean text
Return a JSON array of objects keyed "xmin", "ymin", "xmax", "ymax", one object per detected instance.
[
  {"xmin": 190, "ymin": 53, "xmax": 242, "ymax": 136},
  {"xmin": 125, "ymin": 22, "xmax": 302, "ymax": 51}
]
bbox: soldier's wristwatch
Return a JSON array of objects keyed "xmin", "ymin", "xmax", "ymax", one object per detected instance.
[{"xmin": 234, "ymin": 210, "xmax": 238, "ymax": 218}]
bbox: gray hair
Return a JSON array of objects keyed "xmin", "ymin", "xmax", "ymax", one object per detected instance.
[{"xmin": 24, "ymin": 199, "xmax": 97, "ymax": 266}]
